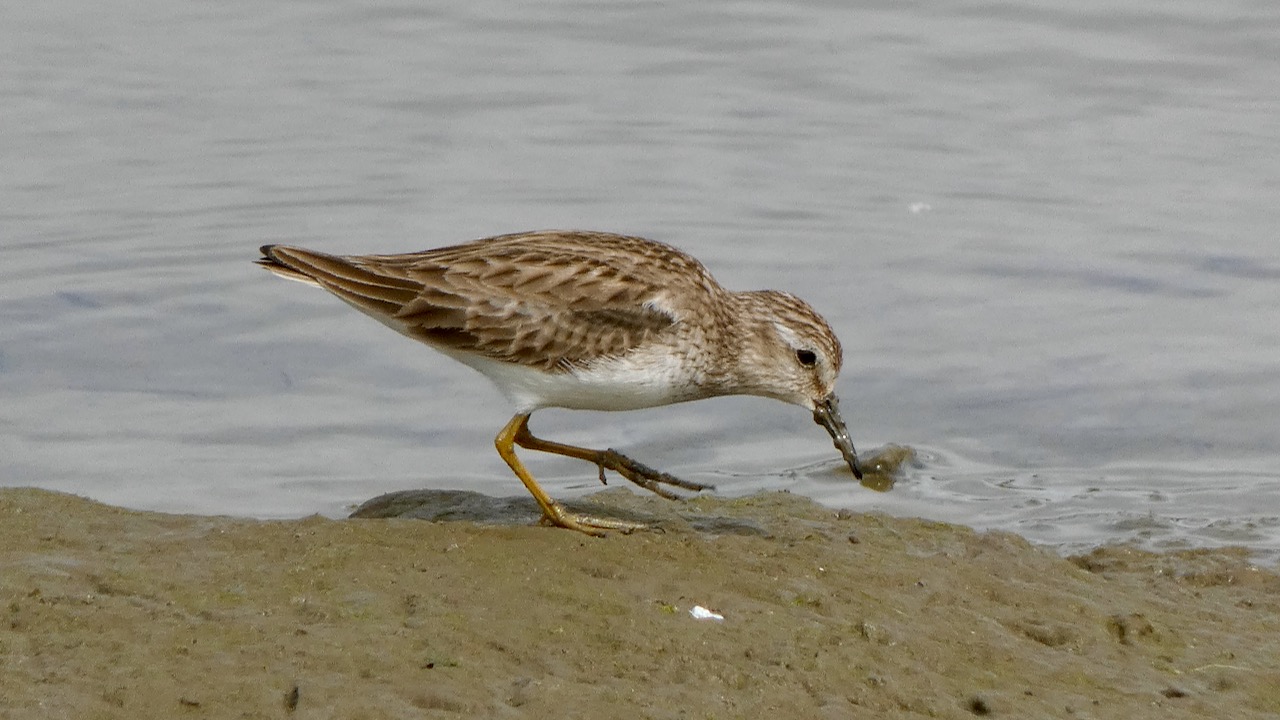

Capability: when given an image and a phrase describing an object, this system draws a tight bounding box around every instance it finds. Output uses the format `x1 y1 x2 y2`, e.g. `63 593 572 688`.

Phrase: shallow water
3 0 1278 560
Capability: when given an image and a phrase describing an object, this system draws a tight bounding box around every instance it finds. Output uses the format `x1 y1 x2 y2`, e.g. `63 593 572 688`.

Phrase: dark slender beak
813 393 863 480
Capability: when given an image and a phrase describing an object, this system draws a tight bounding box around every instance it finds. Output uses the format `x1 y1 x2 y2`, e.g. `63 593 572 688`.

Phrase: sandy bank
2 487 1277 719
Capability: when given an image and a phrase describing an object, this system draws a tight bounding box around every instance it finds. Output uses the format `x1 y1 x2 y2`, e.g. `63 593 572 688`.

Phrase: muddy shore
2 486 1278 719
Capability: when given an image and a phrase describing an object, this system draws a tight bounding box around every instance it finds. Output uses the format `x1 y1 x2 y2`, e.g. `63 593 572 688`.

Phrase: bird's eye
795 349 818 367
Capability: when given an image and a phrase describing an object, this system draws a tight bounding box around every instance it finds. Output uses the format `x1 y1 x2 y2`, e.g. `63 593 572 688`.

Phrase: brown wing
258 231 719 371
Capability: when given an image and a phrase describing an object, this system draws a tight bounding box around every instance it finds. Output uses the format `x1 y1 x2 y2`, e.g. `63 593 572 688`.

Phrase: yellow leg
511 417 713 499
495 414 649 535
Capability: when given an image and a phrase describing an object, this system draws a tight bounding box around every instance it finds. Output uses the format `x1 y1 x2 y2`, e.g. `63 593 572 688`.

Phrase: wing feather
258 232 715 371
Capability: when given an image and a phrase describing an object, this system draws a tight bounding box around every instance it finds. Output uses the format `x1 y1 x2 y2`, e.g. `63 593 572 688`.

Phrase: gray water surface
3 0 1278 560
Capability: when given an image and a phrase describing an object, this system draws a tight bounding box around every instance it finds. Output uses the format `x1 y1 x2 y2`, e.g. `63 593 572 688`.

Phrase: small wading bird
257 230 862 535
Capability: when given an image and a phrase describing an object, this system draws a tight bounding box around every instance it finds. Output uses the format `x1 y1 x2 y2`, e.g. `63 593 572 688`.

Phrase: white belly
439 346 704 413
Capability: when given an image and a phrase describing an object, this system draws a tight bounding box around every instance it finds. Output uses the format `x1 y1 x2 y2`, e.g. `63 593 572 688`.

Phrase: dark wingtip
256 245 290 271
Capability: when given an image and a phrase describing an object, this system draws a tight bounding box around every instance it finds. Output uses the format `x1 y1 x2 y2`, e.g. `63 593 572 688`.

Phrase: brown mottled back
258 231 722 370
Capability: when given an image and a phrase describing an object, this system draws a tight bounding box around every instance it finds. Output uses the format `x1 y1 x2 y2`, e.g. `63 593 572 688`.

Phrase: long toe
601 450 716 496
538 503 650 536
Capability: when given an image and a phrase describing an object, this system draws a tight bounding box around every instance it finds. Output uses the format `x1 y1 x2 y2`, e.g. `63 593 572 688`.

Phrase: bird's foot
538 502 650 536
596 449 715 499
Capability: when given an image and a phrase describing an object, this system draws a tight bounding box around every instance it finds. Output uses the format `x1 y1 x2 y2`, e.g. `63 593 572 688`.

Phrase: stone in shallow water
350 487 771 537
350 488 656 527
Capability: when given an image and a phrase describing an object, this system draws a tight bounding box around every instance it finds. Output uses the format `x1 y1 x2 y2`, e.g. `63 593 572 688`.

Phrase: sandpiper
257 230 862 535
